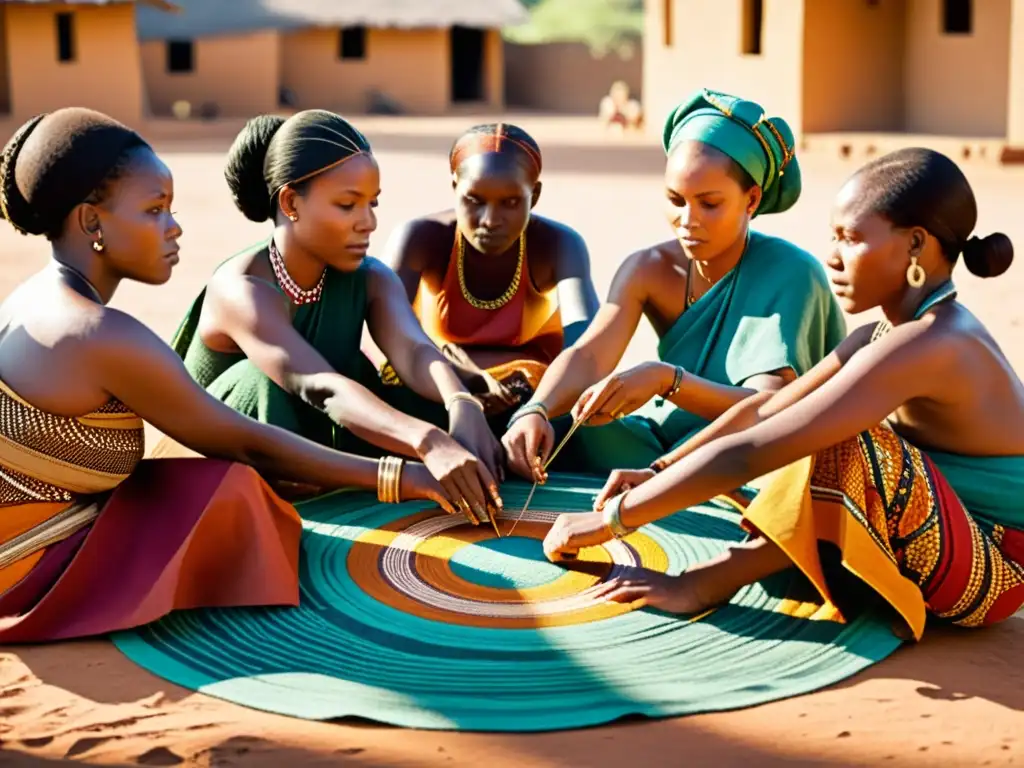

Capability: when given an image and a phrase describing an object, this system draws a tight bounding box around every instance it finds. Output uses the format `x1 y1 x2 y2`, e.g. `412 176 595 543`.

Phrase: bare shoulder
529 215 585 250
363 256 404 291
205 262 285 327
863 304 976 373
383 214 455 270
88 305 175 366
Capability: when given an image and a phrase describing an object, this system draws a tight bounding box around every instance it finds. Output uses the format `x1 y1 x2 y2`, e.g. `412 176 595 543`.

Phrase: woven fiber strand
113 474 902 732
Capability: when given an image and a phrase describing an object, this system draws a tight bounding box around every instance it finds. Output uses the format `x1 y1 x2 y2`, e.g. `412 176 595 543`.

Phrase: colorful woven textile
113 475 901 732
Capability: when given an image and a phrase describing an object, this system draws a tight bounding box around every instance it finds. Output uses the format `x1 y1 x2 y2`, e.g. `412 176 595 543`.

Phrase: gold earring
92 231 104 253
288 213 298 222
906 254 926 288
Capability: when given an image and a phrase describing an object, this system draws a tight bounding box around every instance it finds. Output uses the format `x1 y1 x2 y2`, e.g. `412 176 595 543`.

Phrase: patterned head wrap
662 88 801 216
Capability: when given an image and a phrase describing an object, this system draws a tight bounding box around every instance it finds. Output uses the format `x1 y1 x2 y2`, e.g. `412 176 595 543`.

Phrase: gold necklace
456 231 525 311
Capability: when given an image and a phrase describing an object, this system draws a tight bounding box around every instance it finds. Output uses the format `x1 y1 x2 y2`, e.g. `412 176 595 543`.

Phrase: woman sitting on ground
502 89 846 480
377 123 600 415
0 108 485 643
549 148 1023 641
167 110 502 523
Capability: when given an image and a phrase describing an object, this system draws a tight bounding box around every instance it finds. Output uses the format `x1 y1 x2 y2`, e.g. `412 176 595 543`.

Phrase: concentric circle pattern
113 474 902 732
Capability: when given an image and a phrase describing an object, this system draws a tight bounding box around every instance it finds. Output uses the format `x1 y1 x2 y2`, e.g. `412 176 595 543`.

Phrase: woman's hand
542 511 614 562
400 462 459 515
502 413 554 483
593 468 656 510
571 362 676 426
448 400 505 482
419 427 502 525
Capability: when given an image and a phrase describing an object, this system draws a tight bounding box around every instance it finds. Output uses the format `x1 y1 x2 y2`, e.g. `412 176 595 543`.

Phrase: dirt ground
1 119 1024 766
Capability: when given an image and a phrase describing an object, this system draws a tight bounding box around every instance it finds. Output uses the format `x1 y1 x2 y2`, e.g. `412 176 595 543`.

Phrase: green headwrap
662 88 801 217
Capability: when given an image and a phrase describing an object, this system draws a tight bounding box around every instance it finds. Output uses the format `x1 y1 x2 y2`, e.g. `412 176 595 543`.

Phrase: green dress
173 239 448 454
556 231 847 473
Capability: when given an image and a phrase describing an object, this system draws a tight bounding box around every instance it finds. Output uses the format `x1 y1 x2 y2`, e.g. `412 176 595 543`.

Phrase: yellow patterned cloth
743 424 1024 640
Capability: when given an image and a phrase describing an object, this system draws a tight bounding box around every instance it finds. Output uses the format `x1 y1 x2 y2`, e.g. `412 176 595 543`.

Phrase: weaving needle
505 417 584 536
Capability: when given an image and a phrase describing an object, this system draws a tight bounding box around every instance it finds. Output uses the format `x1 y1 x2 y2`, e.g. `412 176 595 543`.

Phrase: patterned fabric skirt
0 459 302 643
742 425 1024 640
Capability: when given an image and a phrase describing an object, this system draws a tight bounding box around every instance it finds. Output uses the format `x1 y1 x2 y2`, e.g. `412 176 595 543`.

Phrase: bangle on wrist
445 391 484 413
602 492 635 539
377 456 405 503
663 365 684 399
507 401 549 429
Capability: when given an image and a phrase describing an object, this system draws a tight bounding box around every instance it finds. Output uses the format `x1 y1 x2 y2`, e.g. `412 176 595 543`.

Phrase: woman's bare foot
599 536 793 615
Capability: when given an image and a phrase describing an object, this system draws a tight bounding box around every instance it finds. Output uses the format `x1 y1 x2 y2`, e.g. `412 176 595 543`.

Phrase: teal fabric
113 475 901 731
173 239 448 453
663 88 801 217
558 231 847 473
925 450 1024 530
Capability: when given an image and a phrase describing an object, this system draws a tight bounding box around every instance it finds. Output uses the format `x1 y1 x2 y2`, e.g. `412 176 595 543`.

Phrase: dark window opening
943 0 972 34
167 40 194 73
56 13 74 63
339 26 367 60
742 0 763 55
450 26 485 103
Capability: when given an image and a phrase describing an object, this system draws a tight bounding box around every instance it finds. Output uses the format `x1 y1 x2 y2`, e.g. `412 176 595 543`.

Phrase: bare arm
617 321 948 529
364 258 470 407
530 251 651 417
551 227 600 348
207 271 439 459
97 313 382 490
652 324 879 469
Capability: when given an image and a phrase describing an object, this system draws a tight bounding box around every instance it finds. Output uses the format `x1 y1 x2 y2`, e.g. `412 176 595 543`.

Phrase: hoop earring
906 254 926 288
92 231 105 253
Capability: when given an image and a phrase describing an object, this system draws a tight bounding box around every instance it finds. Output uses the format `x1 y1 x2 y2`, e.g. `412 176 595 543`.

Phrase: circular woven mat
113 475 902 732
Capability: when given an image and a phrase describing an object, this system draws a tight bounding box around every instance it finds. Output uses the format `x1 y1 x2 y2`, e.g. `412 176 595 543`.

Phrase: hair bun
224 114 286 222
0 114 48 236
962 232 1013 278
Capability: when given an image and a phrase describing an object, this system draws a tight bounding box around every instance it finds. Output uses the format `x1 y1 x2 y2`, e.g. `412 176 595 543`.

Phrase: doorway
450 26 485 103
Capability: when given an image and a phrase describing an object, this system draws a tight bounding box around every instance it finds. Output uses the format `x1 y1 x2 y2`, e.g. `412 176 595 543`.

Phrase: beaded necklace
268 239 326 306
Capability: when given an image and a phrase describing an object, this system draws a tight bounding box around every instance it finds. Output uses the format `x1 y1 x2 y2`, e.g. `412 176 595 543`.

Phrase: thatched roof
136 0 527 42
8 0 177 9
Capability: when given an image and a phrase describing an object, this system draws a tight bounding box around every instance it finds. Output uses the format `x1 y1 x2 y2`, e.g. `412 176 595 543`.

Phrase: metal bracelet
506 401 549 430
602 493 634 539
445 392 484 412
664 365 685 399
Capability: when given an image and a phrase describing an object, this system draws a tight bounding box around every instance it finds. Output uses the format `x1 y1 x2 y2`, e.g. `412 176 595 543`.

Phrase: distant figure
599 81 643 132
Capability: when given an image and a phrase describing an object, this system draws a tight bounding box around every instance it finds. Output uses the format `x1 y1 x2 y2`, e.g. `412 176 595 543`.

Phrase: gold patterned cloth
743 424 1024 641
0 379 144 591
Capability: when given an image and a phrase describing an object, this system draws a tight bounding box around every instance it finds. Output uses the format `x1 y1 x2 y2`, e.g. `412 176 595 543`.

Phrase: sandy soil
1 121 1024 766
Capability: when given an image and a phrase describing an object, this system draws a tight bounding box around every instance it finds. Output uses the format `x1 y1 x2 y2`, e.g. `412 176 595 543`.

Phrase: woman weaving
378 123 600 415
503 89 846 479
167 110 502 524
551 148 1024 640
0 108 481 643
